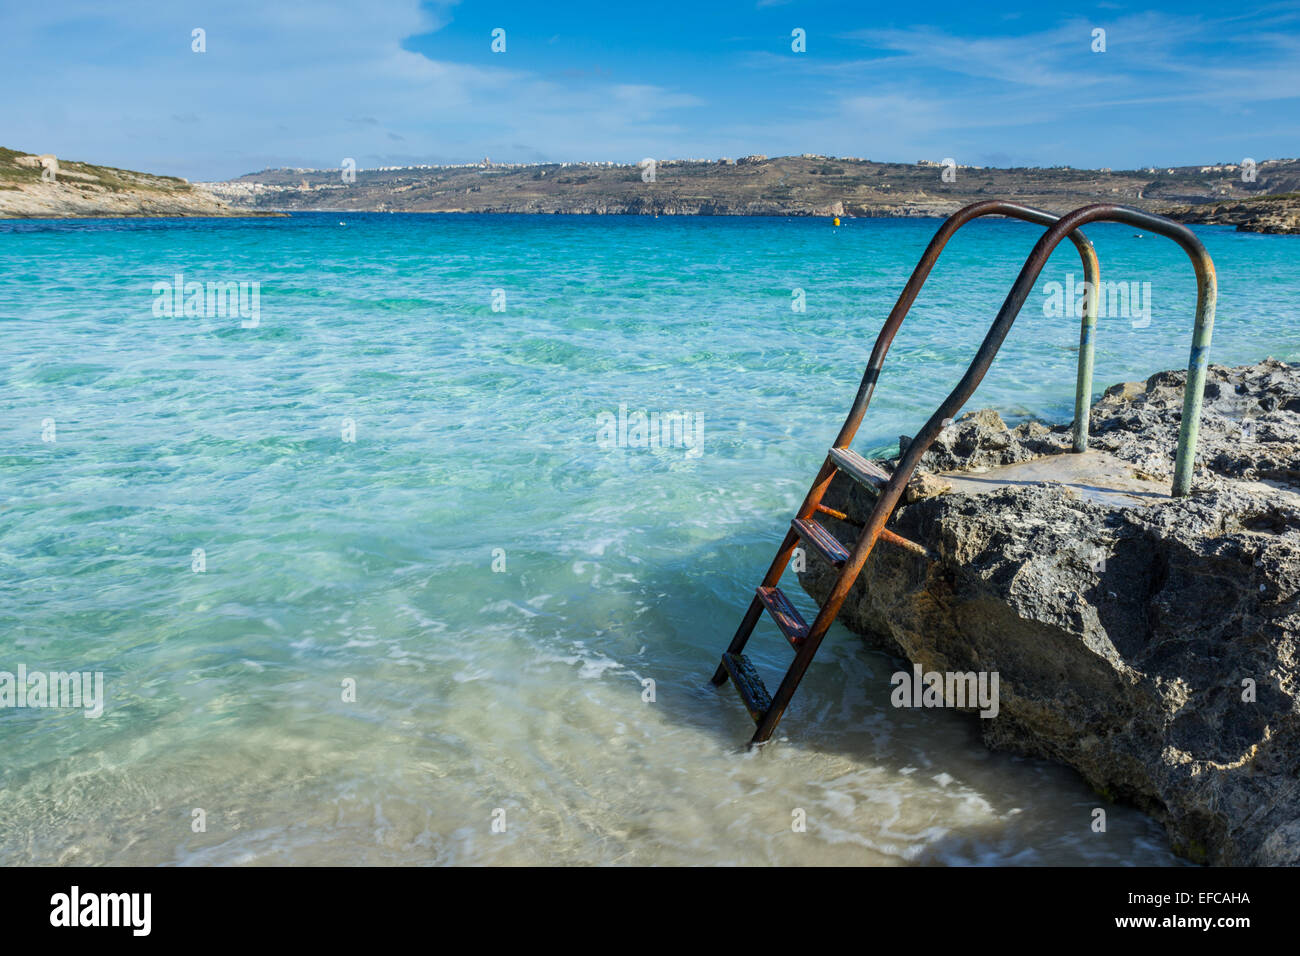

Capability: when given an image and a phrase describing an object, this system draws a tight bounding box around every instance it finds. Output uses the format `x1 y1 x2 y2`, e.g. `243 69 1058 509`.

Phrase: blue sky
2 0 1297 180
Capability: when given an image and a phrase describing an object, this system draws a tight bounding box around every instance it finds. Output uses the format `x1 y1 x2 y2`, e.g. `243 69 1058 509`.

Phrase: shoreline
0 206 1285 231
199 153 1300 233
5 205 1293 234
5 148 1297 231
0 210 288 221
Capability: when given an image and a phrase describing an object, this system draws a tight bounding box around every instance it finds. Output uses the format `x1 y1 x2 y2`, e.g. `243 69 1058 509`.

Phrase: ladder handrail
809 202 1215 652
742 203 1216 745
874 203 1215 514
716 201 1216 746
752 202 1101 601
834 200 1103 455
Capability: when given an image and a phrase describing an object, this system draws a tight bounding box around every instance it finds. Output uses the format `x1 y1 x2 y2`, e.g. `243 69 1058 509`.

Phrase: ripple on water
0 214 1283 865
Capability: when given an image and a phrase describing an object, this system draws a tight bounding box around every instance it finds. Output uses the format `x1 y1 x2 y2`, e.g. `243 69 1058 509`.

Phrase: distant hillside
0 147 272 219
205 154 1300 232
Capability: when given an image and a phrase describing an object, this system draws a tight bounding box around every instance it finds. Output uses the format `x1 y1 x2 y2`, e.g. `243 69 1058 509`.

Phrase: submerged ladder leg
711 455 838 691
710 525 802 686
714 449 924 746
751 607 835 745
709 596 764 686
751 500 886 744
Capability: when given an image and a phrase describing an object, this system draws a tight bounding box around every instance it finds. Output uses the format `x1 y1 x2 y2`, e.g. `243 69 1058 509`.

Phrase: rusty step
719 652 771 723
756 585 809 649
791 517 849 568
828 446 890 491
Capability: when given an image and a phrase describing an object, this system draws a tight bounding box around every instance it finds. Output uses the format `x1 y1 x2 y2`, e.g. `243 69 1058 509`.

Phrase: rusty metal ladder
711 201 1218 746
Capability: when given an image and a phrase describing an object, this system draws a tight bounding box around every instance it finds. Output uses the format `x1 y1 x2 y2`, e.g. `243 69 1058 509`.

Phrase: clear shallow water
1 212 1293 866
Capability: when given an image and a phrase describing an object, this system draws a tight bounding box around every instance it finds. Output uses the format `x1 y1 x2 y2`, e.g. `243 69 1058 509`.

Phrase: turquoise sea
2 213 1295 865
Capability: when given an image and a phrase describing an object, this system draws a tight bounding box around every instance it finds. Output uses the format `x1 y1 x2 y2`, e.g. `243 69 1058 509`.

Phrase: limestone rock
798 359 1300 865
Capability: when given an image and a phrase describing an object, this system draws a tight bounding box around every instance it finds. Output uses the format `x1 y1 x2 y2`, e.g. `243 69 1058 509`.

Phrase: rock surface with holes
798 359 1300 865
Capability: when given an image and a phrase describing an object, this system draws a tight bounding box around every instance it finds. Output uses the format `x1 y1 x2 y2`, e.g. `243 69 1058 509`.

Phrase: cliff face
0 147 267 219
797 361 1300 865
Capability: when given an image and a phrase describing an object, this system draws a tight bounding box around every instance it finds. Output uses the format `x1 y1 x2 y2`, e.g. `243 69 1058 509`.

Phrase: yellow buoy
832 216 841 227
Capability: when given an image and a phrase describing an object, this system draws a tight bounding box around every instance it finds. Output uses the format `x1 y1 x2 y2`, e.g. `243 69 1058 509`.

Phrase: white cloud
0 0 704 179
0 2 1295 176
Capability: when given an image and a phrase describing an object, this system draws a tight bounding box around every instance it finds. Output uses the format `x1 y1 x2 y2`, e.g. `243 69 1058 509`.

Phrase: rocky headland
797 360 1300 865
0 147 275 219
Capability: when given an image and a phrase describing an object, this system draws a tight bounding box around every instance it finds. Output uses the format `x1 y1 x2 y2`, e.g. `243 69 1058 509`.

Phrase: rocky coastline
1165 195 1300 235
797 360 1300 865
209 154 1300 234
7 145 1299 232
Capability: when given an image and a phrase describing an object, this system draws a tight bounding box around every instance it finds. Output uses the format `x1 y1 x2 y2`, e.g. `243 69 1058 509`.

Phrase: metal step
791 517 849 568
756 585 810 649
720 652 772 723
828 446 890 491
